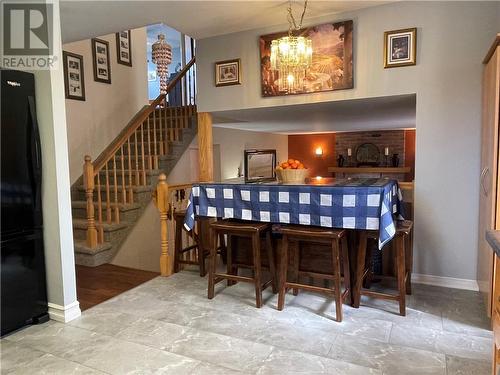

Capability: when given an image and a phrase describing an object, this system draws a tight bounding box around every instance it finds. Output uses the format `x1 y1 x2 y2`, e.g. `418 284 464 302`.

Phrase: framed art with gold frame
215 58 241 87
384 28 417 68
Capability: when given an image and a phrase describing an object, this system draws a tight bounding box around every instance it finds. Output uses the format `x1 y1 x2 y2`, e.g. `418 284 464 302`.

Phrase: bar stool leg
198 246 206 277
265 231 278 294
207 227 218 300
332 238 343 322
226 234 236 286
252 232 263 308
174 217 182 273
395 234 406 316
353 231 367 308
292 241 299 296
341 236 352 306
277 234 289 311
219 233 227 264
405 231 413 295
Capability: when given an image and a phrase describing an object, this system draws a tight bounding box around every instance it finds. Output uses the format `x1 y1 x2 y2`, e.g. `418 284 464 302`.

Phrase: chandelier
152 34 172 95
270 0 312 93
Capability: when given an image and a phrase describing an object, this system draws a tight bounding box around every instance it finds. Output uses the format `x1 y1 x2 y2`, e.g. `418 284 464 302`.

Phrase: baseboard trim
411 273 479 291
47 301 81 323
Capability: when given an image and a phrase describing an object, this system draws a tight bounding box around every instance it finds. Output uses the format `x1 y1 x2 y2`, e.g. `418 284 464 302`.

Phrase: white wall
63 28 148 184
196 2 500 281
113 127 287 271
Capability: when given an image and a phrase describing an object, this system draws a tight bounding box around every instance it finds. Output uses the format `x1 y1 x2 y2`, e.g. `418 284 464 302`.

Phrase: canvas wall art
259 20 353 97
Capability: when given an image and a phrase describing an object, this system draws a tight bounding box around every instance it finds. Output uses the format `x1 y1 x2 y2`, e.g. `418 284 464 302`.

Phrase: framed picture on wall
116 30 132 66
92 38 111 84
215 58 241 87
259 20 353 97
63 51 85 101
384 28 417 68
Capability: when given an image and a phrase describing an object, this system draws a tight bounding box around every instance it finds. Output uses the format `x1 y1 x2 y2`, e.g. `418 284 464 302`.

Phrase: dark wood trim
116 30 133 67
62 51 86 101
92 38 111 84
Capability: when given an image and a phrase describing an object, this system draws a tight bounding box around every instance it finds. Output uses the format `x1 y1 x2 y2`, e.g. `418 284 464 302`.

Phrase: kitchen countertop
486 230 500 257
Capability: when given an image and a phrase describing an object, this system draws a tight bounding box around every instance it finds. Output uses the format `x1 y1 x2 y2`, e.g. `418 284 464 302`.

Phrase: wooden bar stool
173 211 225 277
208 220 277 308
277 225 351 322
353 220 413 316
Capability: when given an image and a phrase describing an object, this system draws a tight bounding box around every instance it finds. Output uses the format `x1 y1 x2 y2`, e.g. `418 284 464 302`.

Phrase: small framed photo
116 30 132 67
384 28 417 68
92 38 111 83
215 58 241 87
63 51 85 101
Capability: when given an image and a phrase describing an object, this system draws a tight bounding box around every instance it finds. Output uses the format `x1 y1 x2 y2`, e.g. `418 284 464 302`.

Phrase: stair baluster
83 156 98 248
153 173 170 276
140 123 147 185
127 139 134 203
112 155 119 223
96 172 104 243
152 107 158 169
120 145 127 205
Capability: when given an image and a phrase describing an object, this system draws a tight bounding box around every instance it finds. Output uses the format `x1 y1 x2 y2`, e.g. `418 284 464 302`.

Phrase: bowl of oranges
276 159 309 184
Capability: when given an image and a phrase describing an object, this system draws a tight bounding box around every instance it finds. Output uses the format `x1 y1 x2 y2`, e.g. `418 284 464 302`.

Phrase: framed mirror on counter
244 149 277 183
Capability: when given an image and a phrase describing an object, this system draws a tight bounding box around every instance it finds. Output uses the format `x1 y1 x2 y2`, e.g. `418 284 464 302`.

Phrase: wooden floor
76 264 159 311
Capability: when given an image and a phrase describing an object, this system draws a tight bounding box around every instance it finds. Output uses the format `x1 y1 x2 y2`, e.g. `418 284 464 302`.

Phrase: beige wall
196 2 500 282
63 28 148 184
112 127 287 271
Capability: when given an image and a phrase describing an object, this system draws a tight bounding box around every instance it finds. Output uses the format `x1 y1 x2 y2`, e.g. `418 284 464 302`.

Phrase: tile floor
0 270 493 374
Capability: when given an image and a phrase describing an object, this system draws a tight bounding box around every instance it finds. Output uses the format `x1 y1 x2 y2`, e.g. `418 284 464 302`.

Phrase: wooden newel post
154 173 171 276
83 155 98 248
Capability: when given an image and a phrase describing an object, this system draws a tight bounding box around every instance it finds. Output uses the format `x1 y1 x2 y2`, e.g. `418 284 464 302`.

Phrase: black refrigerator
1 69 49 336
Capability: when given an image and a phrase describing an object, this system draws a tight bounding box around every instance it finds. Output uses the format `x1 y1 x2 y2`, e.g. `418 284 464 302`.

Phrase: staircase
71 58 197 266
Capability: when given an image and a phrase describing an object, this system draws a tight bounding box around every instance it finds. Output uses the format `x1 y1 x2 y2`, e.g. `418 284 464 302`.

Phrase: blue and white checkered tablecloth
184 179 403 249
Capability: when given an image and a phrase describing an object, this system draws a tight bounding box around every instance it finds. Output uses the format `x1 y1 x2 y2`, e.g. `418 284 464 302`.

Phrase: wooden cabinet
477 34 500 317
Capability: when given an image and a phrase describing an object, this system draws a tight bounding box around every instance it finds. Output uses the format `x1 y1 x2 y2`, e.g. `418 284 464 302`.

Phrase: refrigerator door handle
27 96 42 214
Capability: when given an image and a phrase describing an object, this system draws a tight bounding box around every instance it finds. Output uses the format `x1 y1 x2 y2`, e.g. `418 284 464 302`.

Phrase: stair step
74 240 113 255
96 169 161 176
76 184 153 193
71 200 142 212
72 218 129 232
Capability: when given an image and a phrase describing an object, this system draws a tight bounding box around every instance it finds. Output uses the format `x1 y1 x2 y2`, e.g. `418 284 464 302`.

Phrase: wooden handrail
82 56 197 249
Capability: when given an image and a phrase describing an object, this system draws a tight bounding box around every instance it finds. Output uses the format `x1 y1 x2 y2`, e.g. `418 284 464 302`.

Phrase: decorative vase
391 153 400 167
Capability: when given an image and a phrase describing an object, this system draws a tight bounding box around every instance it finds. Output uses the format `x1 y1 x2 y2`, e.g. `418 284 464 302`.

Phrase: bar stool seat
354 220 414 316
208 220 277 308
277 225 351 322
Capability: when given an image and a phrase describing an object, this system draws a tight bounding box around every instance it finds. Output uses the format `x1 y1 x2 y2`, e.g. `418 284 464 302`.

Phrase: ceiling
60 1 392 43
212 94 416 134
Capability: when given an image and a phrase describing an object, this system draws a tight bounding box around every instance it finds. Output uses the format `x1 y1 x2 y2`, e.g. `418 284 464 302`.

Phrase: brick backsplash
335 130 406 166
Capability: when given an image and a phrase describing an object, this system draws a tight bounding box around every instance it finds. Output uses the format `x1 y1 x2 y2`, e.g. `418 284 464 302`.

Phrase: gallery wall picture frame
63 51 86 101
215 58 241 87
116 30 132 67
92 38 111 84
384 28 417 68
